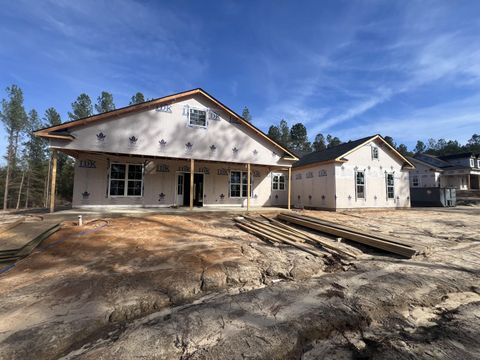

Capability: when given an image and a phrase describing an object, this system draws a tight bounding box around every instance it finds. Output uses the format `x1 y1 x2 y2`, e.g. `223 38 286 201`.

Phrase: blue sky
1 0 479 159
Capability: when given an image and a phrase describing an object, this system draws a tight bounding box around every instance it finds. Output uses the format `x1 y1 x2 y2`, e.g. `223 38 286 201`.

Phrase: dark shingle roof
293 135 375 168
439 152 477 160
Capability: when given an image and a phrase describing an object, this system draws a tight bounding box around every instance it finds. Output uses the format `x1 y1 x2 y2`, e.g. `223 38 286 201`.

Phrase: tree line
264 118 480 158
0 85 147 210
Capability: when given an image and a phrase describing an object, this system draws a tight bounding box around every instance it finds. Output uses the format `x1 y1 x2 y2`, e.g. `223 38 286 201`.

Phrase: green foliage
396 144 410 156
326 135 342 148
383 136 396 148
68 93 93 120
313 133 326 152
279 119 290 147
241 106 252 122
414 140 426 154
129 92 145 105
44 107 62 126
95 91 115 114
267 125 281 143
290 123 311 153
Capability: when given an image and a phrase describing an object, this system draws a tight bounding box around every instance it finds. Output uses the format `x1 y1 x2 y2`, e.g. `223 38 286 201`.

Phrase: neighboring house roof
293 134 415 169
34 88 298 160
413 153 473 170
439 152 478 160
408 156 444 172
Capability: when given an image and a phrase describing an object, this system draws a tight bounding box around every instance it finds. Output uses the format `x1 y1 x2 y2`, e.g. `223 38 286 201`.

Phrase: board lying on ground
234 215 358 259
0 222 61 264
278 212 419 258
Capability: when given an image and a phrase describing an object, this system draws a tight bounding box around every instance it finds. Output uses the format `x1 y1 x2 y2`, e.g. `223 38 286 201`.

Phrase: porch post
49 150 57 213
247 163 251 212
287 167 292 210
467 174 471 190
190 158 194 210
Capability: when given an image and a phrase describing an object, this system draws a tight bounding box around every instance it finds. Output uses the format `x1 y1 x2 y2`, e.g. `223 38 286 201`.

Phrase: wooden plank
49 150 57 213
235 219 325 257
287 167 292 210
0 217 25 235
261 215 358 259
282 212 418 248
278 214 417 258
243 216 306 244
247 163 251 212
0 222 60 253
190 158 194 210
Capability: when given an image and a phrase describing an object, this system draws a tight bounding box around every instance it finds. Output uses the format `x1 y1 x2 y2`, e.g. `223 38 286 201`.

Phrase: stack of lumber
234 215 357 259
277 212 419 258
0 222 61 264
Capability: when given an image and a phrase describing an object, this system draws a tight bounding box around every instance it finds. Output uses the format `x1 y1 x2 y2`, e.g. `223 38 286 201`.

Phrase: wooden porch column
49 150 57 213
287 167 292 210
247 163 251 212
190 158 194 210
467 174 471 190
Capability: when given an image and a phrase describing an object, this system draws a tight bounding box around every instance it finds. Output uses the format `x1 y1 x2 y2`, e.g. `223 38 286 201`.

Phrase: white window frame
272 173 286 191
355 170 365 200
188 108 207 128
371 146 379 160
109 163 144 197
229 170 253 198
477 160 480 168
386 173 395 199
470 158 475 167
412 175 419 187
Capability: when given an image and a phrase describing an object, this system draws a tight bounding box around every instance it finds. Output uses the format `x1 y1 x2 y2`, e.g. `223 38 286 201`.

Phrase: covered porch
47 149 293 212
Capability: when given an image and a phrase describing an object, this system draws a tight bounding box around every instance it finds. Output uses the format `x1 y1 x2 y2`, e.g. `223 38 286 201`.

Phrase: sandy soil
0 207 479 359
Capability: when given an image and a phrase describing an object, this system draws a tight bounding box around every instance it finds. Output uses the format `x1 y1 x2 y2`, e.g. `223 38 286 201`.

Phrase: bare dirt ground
0 207 479 359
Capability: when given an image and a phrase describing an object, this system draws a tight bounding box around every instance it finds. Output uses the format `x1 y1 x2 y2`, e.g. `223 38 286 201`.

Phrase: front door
182 173 204 207
176 174 184 206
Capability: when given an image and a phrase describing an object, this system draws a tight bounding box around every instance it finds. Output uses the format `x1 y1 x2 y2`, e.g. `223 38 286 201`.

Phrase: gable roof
293 134 415 169
34 88 298 160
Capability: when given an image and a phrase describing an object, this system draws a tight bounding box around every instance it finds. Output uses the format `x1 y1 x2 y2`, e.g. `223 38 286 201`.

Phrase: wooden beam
247 163 251 212
49 150 57 213
287 167 292 210
190 158 194 210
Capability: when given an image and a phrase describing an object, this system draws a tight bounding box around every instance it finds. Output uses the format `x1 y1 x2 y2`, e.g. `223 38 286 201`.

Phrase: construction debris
0 222 61 264
234 215 357 259
278 212 419 258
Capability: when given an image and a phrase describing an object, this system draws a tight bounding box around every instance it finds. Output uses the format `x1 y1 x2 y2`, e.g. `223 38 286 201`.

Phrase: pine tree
68 93 93 120
384 136 396 148
326 134 342 148
241 106 252 122
95 91 115 113
44 107 62 126
312 133 326 152
414 140 426 154
279 119 290 147
129 92 145 105
0 85 28 210
290 123 311 153
268 125 281 143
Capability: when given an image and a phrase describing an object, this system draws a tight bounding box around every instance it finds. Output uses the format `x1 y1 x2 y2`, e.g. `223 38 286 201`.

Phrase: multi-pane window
386 173 395 199
272 174 285 190
371 147 379 159
355 171 365 199
177 175 183 195
109 163 143 197
412 175 419 187
189 109 207 127
230 171 252 197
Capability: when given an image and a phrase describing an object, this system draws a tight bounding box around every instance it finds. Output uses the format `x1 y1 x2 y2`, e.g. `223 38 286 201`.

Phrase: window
189 109 207 127
230 171 252 197
470 158 475 167
109 163 143 197
477 160 480 168
371 147 379 159
386 173 395 199
272 173 285 190
412 175 419 187
355 171 365 199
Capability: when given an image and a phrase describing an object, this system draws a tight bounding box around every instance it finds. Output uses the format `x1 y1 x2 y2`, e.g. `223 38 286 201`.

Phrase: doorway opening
177 173 204 207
